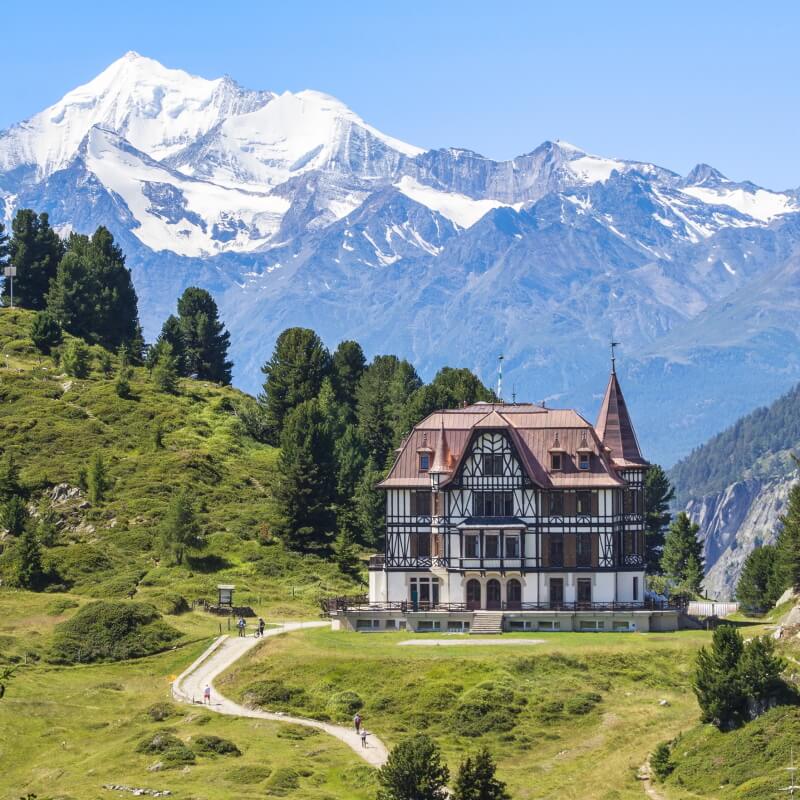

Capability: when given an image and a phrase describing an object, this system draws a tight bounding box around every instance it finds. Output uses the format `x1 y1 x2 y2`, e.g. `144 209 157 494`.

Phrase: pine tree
29 311 62 354
1 495 28 536
272 398 336 551
693 625 745 729
738 635 786 718
0 453 23 503
176 287 232 384
332 528 361 577
776 482 800 592
353 458 385 547
47 228 140 351
644 465 675 573
331 339 366 416
736 544 780 614
7 210 64 310
661 512 704 596
260 327 331 443
157 314 187 375
161 488 201 565
151 341 179 393
61 340 91 378
14 527 45 590
650 742 674 780
452 748 510 800
115 346 133 398
377 735 449 800
87 453 109 505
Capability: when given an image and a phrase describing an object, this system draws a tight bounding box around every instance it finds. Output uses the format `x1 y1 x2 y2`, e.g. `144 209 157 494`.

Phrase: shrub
265 767 300 796
276 724 319 740
451 681 525 736
192 734 241 756
46 598 79 616
326 690 364 719
136 732 195 767
564 692 602 715
225 764 272 784
49 600 180 663
378 735 449 800
151 592 190 615
650 741 674 780
147 702 176 722
62 340 91 378
244 679 306 708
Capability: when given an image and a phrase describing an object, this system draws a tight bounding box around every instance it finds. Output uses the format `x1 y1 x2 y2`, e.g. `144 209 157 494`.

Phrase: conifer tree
776 482 800 592
331 339 366 416
115 345 133 398
661 512 704 596
151 341 179 393
61 340 91 378
14 527 45 590
693 625 744 729
1 495 28 536
353 458 385 547
0 454 22 503
7 210 64 310
30 311 62 354
736 544 780 614
87 453 109 505
157 314 187 375
650 742 674 780
644 465 675 573
452 748 510 800
261 327 331 443
161 488 201 565
176 287 232 384
272 398 336 551
377 735 449 800
332 528 361 577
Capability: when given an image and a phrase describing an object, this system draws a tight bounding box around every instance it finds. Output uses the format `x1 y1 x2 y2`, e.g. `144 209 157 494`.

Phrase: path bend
172 621 389 768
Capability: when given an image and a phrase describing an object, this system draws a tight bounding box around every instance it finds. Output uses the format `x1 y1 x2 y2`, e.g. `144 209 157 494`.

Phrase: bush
147 702 176 722
244 679 306 708
225 764 272 784
378 735 449 800
46 598 79 616
136 732 195 767
49 600 180 663
564 692 602 715
650 741 674 780
265 767 300 796
451 681 525 736
151 592 190 615
62 340 91 378
192 734 241 756
326 690 364 719
276 724 319 740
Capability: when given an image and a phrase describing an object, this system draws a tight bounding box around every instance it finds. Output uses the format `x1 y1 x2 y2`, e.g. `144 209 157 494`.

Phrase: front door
549 578 564 609
466 579 481 610
577 578 592 609
487 579 502 610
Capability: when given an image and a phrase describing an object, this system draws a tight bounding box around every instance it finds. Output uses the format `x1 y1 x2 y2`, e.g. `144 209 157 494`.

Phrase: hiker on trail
360 729 369 749
354 713 362 733
203 685 211 704
257 618 266 637
237 617 246 637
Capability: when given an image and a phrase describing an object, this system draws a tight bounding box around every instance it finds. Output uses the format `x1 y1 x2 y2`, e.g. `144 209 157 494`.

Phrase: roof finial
610 340 620 374
497 354 504 402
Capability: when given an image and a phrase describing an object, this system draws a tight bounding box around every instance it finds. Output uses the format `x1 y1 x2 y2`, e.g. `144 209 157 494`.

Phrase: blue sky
2 1 798 188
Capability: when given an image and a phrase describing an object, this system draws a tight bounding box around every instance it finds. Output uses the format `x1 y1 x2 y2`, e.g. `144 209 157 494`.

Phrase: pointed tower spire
430 417 452 474
595 366 647 466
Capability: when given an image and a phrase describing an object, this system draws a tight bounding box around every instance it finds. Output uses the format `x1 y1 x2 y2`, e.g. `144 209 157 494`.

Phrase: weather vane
610 340 620 374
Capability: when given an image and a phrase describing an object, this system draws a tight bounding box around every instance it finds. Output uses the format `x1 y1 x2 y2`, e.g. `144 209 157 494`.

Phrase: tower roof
430 419 453 473
595 371 648 467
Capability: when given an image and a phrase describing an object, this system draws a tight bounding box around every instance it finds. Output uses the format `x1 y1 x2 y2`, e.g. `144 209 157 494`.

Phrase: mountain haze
3 52 800 464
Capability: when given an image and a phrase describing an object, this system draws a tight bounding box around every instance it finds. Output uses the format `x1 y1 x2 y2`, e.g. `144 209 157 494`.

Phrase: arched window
487 579 502 610
466 579 482 610
506 579 522 610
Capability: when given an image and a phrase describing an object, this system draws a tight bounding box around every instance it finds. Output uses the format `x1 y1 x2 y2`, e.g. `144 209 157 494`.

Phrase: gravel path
172 621 389 768
399 637 545 646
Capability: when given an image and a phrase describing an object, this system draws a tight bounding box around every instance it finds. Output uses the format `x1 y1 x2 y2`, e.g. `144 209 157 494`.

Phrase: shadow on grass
187 554 232 573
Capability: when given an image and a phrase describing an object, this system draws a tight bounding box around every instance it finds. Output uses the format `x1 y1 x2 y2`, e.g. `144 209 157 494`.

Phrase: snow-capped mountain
3 52 800 464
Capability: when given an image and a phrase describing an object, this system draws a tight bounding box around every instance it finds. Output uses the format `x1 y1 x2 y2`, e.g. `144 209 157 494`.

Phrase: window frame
504 534 520 558
578 453 590 471
551 453 562 471
410 490 432 516
418 453 430 472
482 453 504 477
576 491 593 516
549 493 564 516
484 533 500 559
464 534 479 558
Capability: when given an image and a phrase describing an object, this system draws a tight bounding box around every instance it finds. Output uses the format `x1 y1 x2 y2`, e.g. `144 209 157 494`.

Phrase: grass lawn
220 626 714 800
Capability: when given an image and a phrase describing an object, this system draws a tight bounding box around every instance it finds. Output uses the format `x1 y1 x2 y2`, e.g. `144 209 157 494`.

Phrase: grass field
220 626 715 800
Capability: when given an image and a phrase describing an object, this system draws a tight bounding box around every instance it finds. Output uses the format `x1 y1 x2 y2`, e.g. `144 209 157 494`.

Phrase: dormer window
579 453 590 470
419 453 430 471
551 453 562 471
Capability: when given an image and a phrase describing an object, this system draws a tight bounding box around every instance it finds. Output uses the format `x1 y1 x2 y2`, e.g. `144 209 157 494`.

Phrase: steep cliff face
687 474 796 599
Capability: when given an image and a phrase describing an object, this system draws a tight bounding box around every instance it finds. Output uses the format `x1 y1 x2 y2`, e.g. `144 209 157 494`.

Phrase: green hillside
0 307 360 615
669 382 800 504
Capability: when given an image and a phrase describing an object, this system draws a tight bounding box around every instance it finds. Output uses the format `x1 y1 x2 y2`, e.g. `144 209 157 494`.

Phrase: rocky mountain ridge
3 52 800 464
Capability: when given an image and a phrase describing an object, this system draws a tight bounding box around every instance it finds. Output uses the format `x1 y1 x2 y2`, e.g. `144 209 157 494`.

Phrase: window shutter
591 492 599 517
564 493 576 516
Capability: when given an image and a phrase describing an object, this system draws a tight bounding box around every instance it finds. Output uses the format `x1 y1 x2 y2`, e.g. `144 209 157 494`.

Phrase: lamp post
3 266 15 308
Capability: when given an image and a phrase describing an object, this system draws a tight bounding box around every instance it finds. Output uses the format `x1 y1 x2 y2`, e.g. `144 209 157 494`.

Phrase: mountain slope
4 52 800 464
670 382 800 599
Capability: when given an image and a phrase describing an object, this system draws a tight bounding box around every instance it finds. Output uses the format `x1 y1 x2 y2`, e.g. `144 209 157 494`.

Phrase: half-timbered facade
332 368 678 633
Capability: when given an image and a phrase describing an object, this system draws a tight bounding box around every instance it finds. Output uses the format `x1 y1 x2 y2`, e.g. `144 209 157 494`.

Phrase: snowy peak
685 163 728 187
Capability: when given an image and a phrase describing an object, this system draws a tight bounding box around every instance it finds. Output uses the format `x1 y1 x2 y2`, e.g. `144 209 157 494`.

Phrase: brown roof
379 401 629 490
595 371 648 468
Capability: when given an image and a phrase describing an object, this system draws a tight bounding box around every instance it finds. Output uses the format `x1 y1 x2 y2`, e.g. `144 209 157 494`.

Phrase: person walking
203 685 211 705
258 617 266 637
360 729 368 749
353 713 362 734
237 617 246 637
